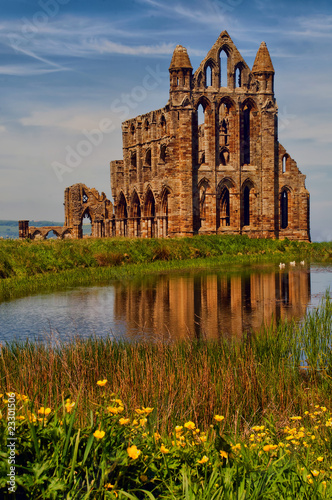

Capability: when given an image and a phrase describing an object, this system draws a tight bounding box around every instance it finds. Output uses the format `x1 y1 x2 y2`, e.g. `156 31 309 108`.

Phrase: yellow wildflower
97 379 107 386
263 444 278 452
38 407 51 416
104 483 115 490
65 401 75 413
184 421 195 430
119 418 130 425
93 430 105 439
127 445 141 460
154 432 161 440
220 450 228 459
214 415 224 422
107 406 119 415
311 470 319 477
160 444 169 454
197 455 209 464
175 425 183 433
317 456 324 462
290 416 302 421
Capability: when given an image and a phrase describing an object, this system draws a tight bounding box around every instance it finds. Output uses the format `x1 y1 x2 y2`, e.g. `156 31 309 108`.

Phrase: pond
0 263 331 343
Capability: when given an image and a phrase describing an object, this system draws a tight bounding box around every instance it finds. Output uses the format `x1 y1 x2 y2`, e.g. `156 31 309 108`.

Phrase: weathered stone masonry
111 30 310 241
20 30 310 241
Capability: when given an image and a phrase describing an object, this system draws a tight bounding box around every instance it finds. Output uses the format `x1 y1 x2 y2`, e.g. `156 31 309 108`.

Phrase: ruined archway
144 188 156 238
118 192 128 236
131 191 141 237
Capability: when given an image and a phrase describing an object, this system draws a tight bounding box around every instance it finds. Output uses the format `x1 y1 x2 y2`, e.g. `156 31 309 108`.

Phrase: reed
1 294 331 435
1 296 332 498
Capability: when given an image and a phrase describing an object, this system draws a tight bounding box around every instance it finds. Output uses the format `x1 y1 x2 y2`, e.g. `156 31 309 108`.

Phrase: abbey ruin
19 30 310 241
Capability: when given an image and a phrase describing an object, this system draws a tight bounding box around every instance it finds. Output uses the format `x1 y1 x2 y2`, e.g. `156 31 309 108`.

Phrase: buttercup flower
220 450 228 459
127 445 141 460
38 407 51 416
160 444 169 454
93 430 105 439
97 379 107 386
119 417 130 425
184 421 195 430
197 455 209 464
214 415 224 422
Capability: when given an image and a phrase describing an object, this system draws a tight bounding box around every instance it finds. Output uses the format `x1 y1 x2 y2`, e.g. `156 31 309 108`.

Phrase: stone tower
110 30 310 241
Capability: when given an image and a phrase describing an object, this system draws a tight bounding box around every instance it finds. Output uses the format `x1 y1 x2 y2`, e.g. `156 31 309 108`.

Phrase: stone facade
19 30 310 241
111 30 310 240
19 184 113 240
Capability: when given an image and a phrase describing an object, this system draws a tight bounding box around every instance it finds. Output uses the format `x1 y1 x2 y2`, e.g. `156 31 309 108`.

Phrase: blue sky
0 0 331 241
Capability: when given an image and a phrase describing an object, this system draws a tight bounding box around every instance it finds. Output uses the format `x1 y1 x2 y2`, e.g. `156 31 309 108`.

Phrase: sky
0 0 331 241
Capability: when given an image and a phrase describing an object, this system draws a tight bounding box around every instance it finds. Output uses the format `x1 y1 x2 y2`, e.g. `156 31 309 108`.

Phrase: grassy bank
0 235 332 301
1 295 332 497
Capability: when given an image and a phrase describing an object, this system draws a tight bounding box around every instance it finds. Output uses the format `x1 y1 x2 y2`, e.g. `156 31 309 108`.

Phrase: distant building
20 30 310 241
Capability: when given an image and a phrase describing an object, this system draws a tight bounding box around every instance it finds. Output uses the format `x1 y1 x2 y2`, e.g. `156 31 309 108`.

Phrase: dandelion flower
127 445 141 460
97 379 107 386
93 430 105 439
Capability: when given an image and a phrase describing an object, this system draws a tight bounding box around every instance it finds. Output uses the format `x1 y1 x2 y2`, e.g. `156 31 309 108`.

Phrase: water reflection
0 265 324 343
113 268 311 340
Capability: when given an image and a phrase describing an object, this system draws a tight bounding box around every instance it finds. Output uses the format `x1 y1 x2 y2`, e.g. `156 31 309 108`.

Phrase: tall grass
1 293 331 435
0 235 331 301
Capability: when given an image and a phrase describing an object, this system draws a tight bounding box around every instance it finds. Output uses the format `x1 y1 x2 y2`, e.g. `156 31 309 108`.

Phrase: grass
0 235 332 302
1 294 332 497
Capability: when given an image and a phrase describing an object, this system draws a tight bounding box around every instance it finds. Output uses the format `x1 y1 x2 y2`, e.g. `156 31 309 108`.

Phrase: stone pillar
18 220 30 239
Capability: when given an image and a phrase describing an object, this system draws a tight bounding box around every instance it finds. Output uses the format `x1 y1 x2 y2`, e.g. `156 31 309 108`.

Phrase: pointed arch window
145 190 156 238
205 64 213 88
160 144 167 163
220 187 230 226
281 189 288 229
160 115 166 134
197 103 206 165
235 66 242 88
118 193 128 237
219 49 228 87
219 147 230 166
132 192 141 237
243 185 250 226
145 149 151 167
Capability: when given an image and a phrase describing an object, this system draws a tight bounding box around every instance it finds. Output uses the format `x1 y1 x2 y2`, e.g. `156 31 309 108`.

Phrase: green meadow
1 235 332 498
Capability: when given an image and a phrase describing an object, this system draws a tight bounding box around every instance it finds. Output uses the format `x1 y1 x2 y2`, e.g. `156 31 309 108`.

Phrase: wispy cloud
0 63 66 75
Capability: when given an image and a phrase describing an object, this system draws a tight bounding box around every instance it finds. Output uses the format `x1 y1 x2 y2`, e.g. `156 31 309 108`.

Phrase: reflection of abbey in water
113 269 311 339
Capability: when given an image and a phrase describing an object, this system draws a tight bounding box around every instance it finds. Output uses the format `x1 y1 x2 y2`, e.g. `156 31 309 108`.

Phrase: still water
0 264 331 343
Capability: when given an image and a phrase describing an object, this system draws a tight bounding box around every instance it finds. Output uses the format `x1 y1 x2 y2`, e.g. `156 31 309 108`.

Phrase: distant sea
0 221 64 239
